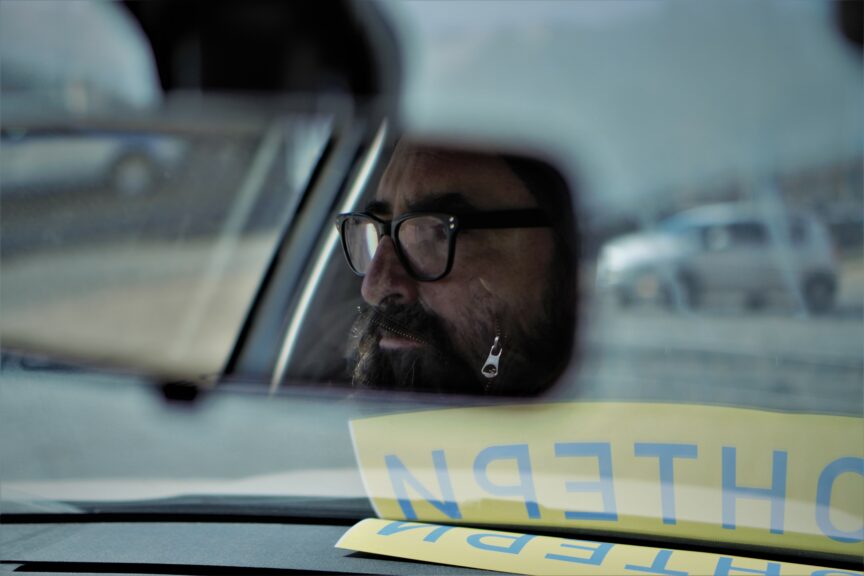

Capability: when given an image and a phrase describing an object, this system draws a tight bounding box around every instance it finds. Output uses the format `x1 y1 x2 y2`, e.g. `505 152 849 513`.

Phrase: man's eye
401 218 446 241
428 224 447 241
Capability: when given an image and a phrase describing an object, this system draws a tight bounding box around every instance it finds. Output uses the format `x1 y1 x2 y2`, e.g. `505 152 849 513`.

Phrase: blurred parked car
1 129 187 196
596 202 839 313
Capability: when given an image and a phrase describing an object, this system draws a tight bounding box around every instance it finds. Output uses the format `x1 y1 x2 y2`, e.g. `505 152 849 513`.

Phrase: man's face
349 143 560 394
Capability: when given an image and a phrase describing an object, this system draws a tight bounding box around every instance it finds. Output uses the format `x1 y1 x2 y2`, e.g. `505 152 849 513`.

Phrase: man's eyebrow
365 199 391 214
365 192 478 216
406 192 477 214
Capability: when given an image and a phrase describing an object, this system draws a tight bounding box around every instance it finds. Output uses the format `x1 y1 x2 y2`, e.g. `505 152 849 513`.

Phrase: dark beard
346 262 574 396
347 302 486 394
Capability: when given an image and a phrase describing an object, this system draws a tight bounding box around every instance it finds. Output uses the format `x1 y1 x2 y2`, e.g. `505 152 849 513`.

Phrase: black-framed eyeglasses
335 209 550 281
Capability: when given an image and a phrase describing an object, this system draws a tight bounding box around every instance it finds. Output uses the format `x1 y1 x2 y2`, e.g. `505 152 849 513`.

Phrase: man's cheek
443 305 497 371
422 280 499 355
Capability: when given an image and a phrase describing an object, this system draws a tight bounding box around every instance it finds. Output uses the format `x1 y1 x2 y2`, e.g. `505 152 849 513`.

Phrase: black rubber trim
1 496 375 526
2 513 861 572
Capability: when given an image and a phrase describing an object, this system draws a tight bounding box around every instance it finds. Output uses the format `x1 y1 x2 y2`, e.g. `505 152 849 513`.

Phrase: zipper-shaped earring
481 319 502 379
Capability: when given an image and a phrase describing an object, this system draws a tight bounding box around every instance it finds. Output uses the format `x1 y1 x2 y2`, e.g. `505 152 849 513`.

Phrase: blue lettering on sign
555 442 618 521
714 557 780 576
634 443 698 525
625 549 689 575
473 444 540 519
815 457 864 543
545 540 614 565
385 450 462 520
721 447 787 534
376 521 454 542
809 570 864 575
465 532 535 555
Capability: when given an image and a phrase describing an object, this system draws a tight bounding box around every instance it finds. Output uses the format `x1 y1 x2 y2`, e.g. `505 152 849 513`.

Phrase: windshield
1 0 862 572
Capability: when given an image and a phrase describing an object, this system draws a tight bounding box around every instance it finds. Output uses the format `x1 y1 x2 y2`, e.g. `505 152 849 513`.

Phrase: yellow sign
337 518 863 575
348 403 863 557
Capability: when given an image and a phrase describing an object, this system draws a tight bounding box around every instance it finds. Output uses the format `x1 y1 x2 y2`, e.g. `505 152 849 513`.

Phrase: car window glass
790 217 808 244
728 222 768 246
1 112 332 378
703 225 732 251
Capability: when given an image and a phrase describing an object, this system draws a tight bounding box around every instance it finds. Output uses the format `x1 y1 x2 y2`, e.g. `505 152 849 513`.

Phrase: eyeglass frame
334 208 551 281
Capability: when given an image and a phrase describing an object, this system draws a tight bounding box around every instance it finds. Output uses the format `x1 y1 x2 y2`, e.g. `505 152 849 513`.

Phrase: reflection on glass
291 141 579 396
1 115 332 377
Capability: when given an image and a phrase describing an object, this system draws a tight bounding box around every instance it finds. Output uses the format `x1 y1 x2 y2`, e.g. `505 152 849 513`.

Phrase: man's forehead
371 144 535 214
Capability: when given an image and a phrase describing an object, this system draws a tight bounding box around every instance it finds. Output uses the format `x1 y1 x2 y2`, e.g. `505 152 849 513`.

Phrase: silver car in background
596 202 838 313
1 129 187 197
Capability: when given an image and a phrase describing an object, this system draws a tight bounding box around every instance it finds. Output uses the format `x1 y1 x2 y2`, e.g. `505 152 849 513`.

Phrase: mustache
351 301 447 352
348 302 450 391
347 300 494 393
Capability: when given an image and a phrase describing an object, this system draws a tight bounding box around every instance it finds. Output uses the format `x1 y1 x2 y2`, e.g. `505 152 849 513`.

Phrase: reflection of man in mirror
336 141 578 395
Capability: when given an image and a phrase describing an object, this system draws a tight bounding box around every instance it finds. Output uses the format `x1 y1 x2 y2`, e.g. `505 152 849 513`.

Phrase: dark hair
503 154 580 392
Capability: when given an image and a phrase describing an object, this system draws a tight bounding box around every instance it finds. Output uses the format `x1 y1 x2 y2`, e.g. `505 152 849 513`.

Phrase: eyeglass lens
344 216 380 274
397 215 449 278
343 215 450 279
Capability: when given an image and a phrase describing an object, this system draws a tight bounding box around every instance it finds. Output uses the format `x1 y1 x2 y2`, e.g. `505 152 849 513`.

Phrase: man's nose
361 236 419 306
